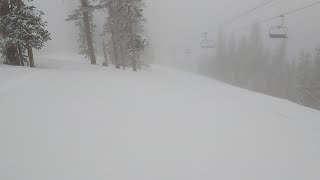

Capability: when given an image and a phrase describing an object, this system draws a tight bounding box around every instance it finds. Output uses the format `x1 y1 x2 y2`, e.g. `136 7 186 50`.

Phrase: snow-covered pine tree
100 0 147 71
66 0 96 64
248 24 264 90
269 40 288 97
215 29 227 81
295 51 314 107
236 36 249 86
227 33 237 85
0 0 51 67
66 3 96 60
0 0 20 65
309 48 320 109
122 0 147 71
100 0 122 69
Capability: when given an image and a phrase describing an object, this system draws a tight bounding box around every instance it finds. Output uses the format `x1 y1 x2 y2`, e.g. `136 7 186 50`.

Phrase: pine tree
296 51 314 107
122 0 146 71
66 3 96 60
269 40 287 97
103 0 122 69
309 48 320 109
67 0 96 64
248 23 264 90
236 36 250 88
227 33 236 84
0 0 51 67
100 0 147 71
0 0 20 65
215 29 226 80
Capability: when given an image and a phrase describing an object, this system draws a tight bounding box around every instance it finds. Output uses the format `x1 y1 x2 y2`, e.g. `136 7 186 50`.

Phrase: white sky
33 0 320 59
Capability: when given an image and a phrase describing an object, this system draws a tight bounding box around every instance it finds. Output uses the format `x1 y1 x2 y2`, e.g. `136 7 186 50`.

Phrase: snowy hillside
0 54 320 180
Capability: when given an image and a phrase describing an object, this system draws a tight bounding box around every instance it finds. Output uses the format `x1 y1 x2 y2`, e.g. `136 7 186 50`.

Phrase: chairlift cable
231 0 275 22
257 1 320 25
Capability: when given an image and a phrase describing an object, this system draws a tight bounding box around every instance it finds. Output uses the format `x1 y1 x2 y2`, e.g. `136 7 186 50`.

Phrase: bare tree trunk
111 30 120 69
0 0 6 64
27 45 35 67
102 39 108 67
109 1 120 69
18 43 24 66
131 39 137 72
81 0 96 65
128 4 137 72
16 0 25 67
6 45 20 65
120 41 125 70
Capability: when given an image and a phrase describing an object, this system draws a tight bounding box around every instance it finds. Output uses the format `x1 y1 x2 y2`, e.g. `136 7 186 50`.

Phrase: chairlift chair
269 15 288 39
200 32 215 49
185 49 192 55
200 39 215 49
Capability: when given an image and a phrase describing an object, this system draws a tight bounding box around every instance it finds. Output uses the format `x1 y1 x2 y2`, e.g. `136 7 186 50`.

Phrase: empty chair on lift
269 15 288 39
269 26 288 38
200 39 215 49
200 32 215 49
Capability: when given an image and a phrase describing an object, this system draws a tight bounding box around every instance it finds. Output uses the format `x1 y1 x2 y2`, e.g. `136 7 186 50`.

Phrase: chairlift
269 15 288 39
201 32 215 49
185 49 192 55
201 40 215 48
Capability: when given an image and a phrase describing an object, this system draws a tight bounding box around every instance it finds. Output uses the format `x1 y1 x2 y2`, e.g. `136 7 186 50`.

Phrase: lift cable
257 1 320 25
232 0 275 22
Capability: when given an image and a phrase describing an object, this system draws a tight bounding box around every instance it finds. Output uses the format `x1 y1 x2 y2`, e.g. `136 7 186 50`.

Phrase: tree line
0 0 148 71
66 0 148 71
199 25 320 110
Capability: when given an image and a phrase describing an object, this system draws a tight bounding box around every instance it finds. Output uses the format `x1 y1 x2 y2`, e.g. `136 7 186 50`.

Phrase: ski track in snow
0 53 320 180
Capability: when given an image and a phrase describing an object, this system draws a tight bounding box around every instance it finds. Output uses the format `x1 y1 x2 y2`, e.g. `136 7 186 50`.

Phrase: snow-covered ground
0 53 320 180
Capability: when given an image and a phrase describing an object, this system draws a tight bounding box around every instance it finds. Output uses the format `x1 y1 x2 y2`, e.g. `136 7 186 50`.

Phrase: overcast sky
33 0 320 60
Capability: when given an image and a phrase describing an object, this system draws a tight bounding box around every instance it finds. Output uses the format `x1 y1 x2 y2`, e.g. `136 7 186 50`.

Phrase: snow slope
0 53 320 180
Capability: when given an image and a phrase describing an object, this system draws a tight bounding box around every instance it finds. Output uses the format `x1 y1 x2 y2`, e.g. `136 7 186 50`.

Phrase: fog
12 0 320 107
146 0 320 57
33 0 320 60
1 1 320 180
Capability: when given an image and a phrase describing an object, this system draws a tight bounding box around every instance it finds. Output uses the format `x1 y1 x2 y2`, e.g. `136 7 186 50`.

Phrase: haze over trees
199 24 320 110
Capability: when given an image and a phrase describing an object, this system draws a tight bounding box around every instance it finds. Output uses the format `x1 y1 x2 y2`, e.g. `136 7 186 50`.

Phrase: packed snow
0 54 319 180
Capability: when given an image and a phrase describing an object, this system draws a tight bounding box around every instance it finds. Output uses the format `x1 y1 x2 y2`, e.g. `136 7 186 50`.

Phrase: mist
32 0 320 59
1 1 320 180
